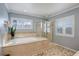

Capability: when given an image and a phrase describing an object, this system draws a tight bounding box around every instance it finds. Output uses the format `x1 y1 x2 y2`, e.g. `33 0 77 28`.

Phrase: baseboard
51 42 77 52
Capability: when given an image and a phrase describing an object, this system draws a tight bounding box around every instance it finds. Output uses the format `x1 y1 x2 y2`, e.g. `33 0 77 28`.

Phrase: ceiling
5 3 79 18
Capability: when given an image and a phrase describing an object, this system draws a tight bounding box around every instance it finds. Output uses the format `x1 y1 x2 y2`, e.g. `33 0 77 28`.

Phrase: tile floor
34 43 76 56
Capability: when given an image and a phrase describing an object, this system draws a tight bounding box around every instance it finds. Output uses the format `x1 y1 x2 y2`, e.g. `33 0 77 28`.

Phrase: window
56 18 64 35
11 17 33 31
44 21 50 32
55 15 75 37
47 22 50 32
44 22 47 32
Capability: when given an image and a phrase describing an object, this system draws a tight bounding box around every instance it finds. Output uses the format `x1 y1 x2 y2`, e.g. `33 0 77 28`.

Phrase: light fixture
24 10 27 12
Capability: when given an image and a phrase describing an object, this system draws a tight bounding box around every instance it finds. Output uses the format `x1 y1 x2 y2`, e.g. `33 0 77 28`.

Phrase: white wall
0 3 8 56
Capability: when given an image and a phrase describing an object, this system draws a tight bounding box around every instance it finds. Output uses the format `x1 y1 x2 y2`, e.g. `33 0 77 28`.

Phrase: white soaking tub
3 37 47 47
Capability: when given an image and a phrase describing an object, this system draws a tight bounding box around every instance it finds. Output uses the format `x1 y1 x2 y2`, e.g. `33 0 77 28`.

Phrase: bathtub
3 37 47 47
2 37 49 56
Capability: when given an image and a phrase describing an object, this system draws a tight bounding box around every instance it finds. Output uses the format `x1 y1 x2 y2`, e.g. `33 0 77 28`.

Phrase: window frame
55 15 75 37
10 17 33 30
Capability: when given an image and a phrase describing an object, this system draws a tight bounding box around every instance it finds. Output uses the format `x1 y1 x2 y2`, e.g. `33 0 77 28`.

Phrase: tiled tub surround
7 32 37 41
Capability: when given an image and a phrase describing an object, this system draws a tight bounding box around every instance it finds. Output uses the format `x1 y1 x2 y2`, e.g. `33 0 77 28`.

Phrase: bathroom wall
49 7 79 51
0 3 8 55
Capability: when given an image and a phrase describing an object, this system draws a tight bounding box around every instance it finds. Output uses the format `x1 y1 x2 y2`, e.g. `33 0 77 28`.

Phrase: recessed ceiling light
24 10 27 12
